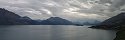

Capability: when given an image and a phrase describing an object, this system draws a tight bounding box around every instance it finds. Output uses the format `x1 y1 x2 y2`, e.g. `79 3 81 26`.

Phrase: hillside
90 12 125 29
0 8 32 25
89 12 125 40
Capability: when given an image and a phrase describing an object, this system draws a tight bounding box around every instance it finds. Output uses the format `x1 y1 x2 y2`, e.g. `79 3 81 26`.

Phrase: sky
0 0 125 22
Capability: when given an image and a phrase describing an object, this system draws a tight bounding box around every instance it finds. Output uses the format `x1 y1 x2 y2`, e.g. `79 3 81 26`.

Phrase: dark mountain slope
101 13 125 26
0 8 37 25
90 12 125 29
89 12 125 40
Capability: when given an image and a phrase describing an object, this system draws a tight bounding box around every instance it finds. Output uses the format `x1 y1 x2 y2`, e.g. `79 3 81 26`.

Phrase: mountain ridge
89 12 125 40
90 12 125 29
0 8 74 25
41 17 74 25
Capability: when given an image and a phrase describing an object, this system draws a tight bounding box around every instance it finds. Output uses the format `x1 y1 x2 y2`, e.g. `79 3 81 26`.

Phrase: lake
0 25 116 40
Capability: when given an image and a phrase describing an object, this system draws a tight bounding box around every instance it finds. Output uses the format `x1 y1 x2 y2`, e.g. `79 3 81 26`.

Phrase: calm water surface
0 25 116 40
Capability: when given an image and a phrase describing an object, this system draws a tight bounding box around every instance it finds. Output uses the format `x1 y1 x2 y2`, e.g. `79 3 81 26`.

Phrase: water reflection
0 25 116 40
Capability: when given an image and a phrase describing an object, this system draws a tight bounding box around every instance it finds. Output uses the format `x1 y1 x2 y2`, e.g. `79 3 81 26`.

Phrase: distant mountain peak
50 17 60 18
41 17 73 25
0 8 6 11
49 17 62 19
47 17 66 21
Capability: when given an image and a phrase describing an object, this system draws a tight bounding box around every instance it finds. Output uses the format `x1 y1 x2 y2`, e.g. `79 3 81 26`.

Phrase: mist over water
0 25 116 40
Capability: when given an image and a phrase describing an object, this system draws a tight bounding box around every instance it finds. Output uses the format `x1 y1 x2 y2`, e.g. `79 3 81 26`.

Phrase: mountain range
0 8 74 25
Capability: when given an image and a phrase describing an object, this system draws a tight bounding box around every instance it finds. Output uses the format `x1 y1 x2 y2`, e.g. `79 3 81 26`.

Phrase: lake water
0 25 116 40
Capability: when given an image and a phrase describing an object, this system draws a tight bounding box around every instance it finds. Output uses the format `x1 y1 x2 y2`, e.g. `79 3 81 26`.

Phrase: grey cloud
110 0 125 12
0 0 124 22
99 0 112 4
92 0 125 12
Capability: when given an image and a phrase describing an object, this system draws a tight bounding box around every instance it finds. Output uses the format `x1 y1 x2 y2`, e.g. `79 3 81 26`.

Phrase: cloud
109 0 125 12
0 0 124 22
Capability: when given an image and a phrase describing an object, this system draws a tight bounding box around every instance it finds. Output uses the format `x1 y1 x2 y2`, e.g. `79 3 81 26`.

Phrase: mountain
0 8 74 25
90 12 125 29
0 8 38 25
114 25 125 40
89 12 125 40
41 17 74 25
100 12 125 26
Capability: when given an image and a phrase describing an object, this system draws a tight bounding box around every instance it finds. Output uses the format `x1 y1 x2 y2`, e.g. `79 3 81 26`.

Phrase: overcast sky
0 0 125 22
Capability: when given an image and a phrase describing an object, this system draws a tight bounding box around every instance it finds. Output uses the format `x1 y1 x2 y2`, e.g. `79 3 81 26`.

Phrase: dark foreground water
0 25 116 40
